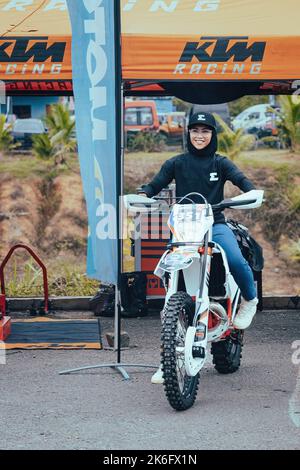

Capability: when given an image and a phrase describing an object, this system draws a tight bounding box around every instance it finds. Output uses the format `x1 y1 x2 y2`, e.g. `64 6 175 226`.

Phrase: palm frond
277 96 300 151
0 114 17 153
214 113 255 160
34 104 76 166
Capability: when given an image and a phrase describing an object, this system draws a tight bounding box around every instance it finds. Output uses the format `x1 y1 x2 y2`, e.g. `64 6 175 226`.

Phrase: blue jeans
212 223 257 301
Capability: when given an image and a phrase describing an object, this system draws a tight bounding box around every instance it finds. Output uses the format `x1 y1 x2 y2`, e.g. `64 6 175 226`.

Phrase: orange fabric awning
0 0 72 92
121 0 300 81
0 0 300 95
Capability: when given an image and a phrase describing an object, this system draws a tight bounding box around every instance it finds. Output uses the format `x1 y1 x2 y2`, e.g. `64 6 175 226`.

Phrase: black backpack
227 219 264 272
120 272 148 317
89 272 148 318
89 283 115 317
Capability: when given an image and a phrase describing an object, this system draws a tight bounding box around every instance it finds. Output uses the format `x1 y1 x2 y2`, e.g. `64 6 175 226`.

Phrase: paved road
1 310 300 450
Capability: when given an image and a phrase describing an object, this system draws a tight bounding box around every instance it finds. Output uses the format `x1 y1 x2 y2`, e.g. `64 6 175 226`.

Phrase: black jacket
142 152 255 224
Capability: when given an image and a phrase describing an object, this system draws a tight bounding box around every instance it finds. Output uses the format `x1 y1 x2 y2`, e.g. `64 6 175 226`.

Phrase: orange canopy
0 0 300 97
122 0 300 81
0 0 72 93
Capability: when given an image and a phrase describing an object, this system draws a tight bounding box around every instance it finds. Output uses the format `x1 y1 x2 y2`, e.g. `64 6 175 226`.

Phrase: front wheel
161 291 200 411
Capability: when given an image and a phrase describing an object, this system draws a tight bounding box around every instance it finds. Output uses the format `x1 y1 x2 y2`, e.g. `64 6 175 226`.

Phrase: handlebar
129 191 262 212
151 197 258 211
212 198 257 211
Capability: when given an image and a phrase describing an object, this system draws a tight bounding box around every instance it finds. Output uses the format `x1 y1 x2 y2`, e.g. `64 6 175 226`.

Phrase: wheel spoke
175 309 189 391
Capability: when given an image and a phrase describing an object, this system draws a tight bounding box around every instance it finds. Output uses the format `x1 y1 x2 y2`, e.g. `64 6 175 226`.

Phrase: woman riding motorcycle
140 111 260 384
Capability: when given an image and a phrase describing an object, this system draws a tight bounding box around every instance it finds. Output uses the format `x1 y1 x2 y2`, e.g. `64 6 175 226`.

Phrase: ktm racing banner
0 0 72 90
67 0 118 284
121 0 300 81
1 0 300 90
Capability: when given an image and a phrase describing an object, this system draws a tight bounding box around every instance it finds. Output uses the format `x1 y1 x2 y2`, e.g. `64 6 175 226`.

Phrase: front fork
184 299 210 376
185 237 213 377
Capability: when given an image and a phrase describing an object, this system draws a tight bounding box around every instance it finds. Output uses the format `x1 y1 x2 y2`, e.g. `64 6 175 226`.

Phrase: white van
232 104 279 138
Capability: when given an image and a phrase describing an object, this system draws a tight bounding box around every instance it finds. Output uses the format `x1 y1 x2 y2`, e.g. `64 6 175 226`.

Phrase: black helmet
188 112 217 131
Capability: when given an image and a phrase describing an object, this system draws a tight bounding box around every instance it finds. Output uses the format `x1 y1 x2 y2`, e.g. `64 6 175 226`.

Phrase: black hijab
187 126 218 157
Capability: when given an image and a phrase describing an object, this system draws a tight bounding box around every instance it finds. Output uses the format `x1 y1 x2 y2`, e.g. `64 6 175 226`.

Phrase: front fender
155 250 195 276
154 251 170 279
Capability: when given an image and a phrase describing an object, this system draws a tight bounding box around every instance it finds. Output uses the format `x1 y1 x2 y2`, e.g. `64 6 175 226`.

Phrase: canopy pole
60 0 157 380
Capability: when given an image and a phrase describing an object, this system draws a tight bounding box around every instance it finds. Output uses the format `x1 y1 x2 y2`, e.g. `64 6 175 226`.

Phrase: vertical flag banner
67 0 118 284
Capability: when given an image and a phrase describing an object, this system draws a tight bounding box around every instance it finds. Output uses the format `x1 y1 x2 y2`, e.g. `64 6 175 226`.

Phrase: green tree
31 104 77 249
276 96 300 152
0 114 18 156
32 134 56 161
32 104 77 166
172 98 192 114
214 114 254 160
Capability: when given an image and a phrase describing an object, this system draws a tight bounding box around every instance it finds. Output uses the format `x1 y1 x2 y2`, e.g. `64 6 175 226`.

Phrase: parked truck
158 111 186 145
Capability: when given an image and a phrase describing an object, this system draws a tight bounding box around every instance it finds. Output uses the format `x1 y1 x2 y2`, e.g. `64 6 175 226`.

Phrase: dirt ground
248 225 298 295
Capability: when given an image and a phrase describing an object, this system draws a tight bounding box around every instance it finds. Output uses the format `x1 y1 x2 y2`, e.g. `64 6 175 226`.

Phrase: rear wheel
161 291 200 411
211 329 244 374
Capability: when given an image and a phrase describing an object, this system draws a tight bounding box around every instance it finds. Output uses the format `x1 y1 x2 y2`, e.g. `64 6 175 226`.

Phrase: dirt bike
124 189 264 411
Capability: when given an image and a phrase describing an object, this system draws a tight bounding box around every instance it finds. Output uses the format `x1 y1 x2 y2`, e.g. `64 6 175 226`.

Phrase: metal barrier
0 244 49 317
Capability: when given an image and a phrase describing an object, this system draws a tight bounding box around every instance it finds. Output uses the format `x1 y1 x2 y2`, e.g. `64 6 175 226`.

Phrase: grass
236 148 300 172
4 258 99 298
0 152 79 179
2 147 298 183
4 246 134 297
125 150 175 164
124 147 300 194
0 154 47 179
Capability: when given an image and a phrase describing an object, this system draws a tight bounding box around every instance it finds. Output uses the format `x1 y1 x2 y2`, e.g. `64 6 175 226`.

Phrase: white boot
233 297 258 330
151 364 164 384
